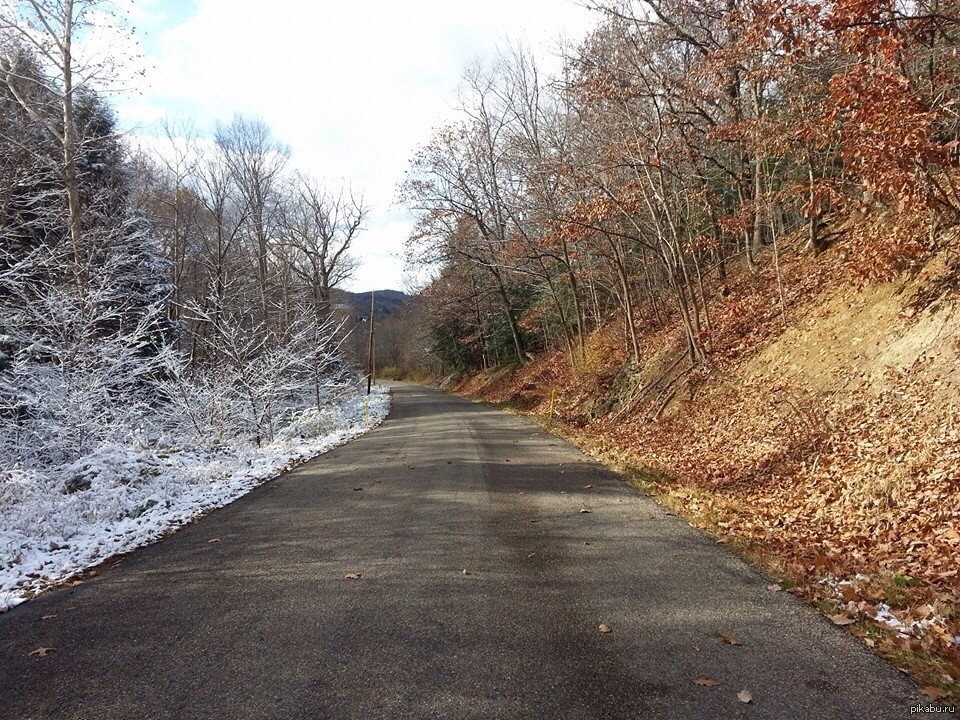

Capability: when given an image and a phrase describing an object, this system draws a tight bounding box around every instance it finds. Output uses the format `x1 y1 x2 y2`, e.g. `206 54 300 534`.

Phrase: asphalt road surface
1 384 920 719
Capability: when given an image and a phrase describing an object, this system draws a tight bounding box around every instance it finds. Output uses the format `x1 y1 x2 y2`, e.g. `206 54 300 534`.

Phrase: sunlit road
0 384 919 719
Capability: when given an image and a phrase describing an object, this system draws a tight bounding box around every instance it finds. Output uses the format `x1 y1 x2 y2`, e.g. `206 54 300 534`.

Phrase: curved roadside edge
0 386 392 613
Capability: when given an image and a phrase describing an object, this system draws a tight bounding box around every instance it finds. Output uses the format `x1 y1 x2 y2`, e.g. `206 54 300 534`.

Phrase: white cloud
116 0 597 291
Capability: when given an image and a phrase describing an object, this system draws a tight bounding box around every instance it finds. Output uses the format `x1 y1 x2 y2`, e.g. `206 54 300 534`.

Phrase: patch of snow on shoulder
0 385 391 612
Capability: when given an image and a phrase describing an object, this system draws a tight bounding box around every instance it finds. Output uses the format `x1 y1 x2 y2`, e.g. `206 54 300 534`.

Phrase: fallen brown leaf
694 677 719 687
579 508 592 514
40 614 57 620
737 690 752 703
29 647 53 657
829 614 857 626
766 583 782 592
715 632 742 646
922 686 949 700
840 585 860 602
598 623 612 634
344 573 362 580
207 538 220 543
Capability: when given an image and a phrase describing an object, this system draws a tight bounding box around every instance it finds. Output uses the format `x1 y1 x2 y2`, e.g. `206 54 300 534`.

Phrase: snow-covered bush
0 215 386 613
0 36 387 612
160 301 358 448
0 225 173 466
0 386 390 612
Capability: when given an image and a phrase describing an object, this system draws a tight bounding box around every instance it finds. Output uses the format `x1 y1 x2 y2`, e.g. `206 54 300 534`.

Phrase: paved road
1 384 919 719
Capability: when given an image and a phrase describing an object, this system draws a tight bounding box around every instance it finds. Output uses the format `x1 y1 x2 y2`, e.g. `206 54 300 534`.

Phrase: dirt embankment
455 237 960 697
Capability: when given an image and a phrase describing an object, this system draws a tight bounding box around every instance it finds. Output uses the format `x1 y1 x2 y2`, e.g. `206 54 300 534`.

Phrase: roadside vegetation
0 1 385 608
400 0 960 698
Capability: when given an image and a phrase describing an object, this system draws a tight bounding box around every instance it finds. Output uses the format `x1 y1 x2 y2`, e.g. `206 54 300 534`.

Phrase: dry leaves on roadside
829 614 857 626
455 231 960 691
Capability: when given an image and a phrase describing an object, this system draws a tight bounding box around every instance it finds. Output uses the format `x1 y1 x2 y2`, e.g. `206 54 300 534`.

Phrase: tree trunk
560 239 586 361
491 268 525 363
61 0 84 285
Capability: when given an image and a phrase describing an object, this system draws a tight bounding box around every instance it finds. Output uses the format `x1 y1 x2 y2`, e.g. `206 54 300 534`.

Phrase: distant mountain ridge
333 289 409 319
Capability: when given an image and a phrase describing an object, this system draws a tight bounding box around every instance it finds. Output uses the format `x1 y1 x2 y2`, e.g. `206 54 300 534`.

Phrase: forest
404 0 958 373
0 0 388 610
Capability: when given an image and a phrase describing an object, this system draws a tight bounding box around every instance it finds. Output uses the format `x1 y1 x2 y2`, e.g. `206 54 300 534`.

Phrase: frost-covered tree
214 115 290 331
280 174 367 321
164 291 353 448
0 34 172 468
0 0 139 283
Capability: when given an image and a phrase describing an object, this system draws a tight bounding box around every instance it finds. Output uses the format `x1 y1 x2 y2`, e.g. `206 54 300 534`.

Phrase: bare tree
0 0 134 283
280 174 367 321
215 115 289 329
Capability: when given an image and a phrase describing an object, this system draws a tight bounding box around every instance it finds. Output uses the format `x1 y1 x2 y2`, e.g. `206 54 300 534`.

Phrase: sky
113 0 598 292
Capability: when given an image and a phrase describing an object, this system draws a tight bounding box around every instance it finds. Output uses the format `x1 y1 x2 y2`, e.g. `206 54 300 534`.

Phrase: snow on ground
872 602 960 646
0 386 390 612
820 574 960 646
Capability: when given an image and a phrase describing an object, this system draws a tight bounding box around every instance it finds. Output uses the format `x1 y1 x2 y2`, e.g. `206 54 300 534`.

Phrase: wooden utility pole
366 291 375 395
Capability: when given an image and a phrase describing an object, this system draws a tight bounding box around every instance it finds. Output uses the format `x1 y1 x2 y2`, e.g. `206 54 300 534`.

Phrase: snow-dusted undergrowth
0 386 390 612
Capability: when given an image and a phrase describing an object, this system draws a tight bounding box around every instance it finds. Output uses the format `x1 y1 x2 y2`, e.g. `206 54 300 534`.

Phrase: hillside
454 235 960 696
334 289 409 319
